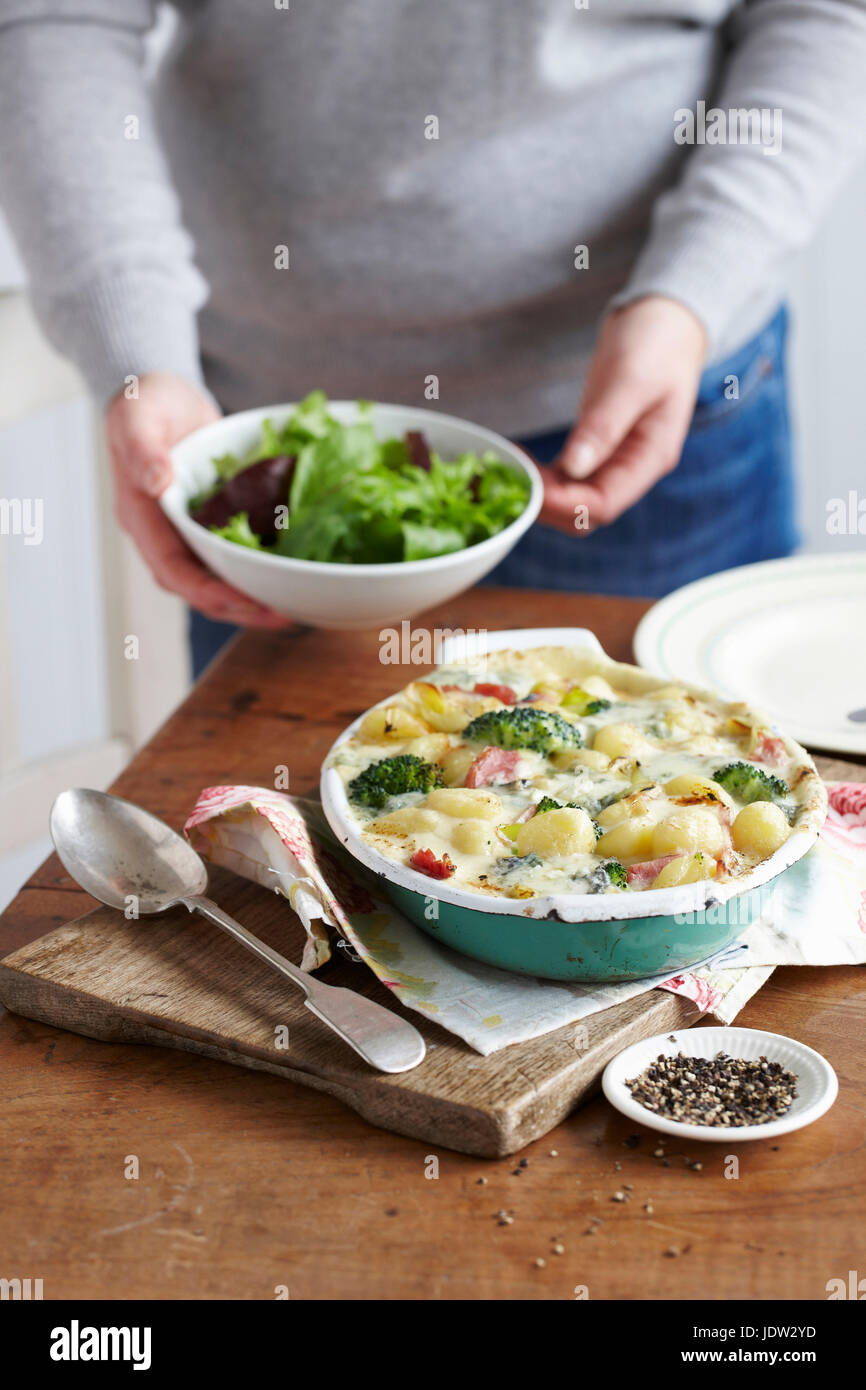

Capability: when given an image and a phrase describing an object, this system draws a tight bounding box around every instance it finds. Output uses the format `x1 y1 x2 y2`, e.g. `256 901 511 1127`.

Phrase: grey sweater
1 0 866 433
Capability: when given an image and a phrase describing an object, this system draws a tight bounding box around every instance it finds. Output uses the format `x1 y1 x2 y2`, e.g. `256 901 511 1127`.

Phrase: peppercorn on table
1 588 864 1301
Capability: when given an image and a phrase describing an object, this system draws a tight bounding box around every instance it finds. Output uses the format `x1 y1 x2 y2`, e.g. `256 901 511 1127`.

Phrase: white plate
602 1027 838 1143
633 554 866 756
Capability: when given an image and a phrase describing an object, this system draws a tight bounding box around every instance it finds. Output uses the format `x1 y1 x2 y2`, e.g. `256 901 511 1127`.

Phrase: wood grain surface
1 587 864 1300
0 869 701 1158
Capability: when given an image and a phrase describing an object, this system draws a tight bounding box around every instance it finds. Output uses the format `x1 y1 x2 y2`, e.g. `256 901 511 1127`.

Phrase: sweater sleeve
0 0 208 405
610 0 866 357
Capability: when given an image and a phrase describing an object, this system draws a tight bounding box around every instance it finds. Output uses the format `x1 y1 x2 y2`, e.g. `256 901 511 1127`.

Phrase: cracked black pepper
625 1051 798 1127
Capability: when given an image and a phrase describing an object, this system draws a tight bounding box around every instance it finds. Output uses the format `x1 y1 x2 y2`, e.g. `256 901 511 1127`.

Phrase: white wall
0 265 188 911
788 173 866 556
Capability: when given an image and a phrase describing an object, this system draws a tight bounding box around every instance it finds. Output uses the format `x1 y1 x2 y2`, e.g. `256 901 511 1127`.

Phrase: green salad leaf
191 392 531 564
401 522 466 561
209 512 263 548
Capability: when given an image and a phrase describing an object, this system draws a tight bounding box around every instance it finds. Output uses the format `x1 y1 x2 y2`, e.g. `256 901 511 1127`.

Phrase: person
1 1 865 677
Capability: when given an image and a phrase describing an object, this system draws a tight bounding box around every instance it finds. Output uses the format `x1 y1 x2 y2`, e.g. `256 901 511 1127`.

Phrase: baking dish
320 628 826 981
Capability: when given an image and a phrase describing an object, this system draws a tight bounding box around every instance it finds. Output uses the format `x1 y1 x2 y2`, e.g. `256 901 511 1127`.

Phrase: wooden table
2 588 864 1301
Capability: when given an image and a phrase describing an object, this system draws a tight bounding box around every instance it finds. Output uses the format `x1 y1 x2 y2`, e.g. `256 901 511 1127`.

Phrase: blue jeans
490 304 797 595
190 305 797 677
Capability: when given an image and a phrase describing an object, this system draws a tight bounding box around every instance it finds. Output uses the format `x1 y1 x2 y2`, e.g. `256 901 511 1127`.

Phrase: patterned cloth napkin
184 783 866 1056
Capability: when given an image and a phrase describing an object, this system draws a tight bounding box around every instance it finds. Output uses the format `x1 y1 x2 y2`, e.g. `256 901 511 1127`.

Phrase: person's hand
541 295 708 535
106 371 289 626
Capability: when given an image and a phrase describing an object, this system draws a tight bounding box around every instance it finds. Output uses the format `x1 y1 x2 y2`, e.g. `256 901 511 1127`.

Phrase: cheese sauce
327 647 821 899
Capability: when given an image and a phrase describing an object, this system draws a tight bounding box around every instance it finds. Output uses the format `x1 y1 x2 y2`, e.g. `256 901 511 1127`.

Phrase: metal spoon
49 788 426 1074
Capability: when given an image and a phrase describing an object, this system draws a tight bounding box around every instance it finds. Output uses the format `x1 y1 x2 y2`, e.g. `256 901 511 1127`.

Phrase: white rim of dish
318 628 823 924
162 400 543 575
601 1027 839 1141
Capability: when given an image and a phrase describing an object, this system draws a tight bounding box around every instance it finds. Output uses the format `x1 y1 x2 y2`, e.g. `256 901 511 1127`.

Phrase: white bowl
602 1027 838 1142
161 401 542 629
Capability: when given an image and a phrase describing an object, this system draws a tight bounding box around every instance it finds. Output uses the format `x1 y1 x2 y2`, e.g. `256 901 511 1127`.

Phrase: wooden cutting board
0 865 701 1157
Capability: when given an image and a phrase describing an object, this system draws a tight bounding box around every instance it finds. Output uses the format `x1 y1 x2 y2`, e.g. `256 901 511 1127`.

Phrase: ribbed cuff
38 267 210 409
607 204 771 360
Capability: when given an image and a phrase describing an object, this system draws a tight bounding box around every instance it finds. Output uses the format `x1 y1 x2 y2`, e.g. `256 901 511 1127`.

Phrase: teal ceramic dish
320 627 824 983
381 879 765 982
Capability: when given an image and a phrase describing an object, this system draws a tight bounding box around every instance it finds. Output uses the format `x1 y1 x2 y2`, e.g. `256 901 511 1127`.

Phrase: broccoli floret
604 860 628 889
348 754 443 809
584 860 628 893
536 794 580 814
462 707 583 755
712 761 789 804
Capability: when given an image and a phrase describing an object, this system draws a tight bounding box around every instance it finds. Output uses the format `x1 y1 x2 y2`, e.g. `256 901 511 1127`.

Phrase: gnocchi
358 706 428 741
406 733 452 764
651 807 726 858
596 785 663 829
578 674 616 701
517 806 596 858
595 815 657 860
651 853 716 890
333 643 823 899
451 820 494 855
370 807 439 836
592 722 654 760
663 774 735 810
440 745 477 787
425 787 503 820
732 801 790 857
405 681 500 733
666 702 720 736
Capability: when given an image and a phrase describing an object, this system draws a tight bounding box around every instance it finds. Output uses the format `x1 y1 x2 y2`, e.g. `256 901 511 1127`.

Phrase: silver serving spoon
49 788 426 1074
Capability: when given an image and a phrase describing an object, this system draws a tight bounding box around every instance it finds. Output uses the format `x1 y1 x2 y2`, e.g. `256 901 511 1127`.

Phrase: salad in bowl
162 396 541 627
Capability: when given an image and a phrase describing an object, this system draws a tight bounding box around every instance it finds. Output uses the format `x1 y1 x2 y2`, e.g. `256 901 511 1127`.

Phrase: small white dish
602 1026 838 1142
162 400 542 629
633 553 866 756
